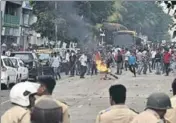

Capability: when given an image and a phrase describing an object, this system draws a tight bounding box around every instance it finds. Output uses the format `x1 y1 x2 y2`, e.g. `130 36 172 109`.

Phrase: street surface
1 70 175 123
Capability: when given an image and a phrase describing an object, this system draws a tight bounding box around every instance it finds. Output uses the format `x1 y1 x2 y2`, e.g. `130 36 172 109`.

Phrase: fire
95 52 109 72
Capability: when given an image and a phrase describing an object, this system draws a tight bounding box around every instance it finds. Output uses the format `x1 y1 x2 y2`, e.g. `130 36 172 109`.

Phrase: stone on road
0 71 175 123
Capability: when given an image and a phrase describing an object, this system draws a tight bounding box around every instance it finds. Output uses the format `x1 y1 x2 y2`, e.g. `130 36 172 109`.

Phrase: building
1 1 22 46
1 1 49 50
20 1 33 49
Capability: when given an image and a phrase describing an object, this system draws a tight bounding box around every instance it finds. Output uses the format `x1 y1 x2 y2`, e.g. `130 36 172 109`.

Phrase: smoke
57 2 97 51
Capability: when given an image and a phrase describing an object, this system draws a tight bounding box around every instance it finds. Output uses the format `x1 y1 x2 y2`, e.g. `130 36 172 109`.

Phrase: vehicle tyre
34 76 38 82
6 77 10 90
17 75 22 83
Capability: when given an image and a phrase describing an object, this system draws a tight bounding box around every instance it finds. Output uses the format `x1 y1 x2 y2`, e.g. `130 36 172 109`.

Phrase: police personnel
31 98 63 123
1 82 40 123
165 78 176 123
171 78 176 108
35 75 70 123
95 84 137 123
131 92 172 123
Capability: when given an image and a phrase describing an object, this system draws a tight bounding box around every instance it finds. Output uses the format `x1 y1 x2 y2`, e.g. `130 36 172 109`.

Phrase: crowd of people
48 44 176 80
1 75 176 123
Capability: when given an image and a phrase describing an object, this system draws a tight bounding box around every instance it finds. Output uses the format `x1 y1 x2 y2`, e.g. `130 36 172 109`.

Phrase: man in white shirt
65 50 70 75
79 53 87 78
151 49 156 70
124 48 130 71
51 52 61 80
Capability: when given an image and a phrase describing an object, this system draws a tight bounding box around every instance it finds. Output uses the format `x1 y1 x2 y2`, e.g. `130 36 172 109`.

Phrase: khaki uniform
35 95 70 123
130 109 171 123
1 106 30 123
95 105 137 123
165 96 176 123
170 95 176 108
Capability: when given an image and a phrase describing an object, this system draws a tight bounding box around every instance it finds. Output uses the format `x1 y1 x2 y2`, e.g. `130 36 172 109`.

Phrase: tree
119 1 173 41
159 1 176 38
30 1 123 44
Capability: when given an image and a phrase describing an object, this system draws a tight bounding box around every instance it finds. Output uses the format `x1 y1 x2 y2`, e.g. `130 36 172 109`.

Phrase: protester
128 52 136 77
163 48 172 76
36 75 70 123
155 49 162 74
31 98 63 123
65 50 70 75
95 84 137 123
115 50 123 75
51 52 61 80
1 82 40 123
124 48 131 71
69 50 77 77
131 93 172 123
136 49 143 74
79 53 87 78
151 49 156 69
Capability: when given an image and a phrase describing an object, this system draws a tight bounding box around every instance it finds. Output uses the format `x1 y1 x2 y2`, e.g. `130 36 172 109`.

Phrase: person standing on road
95 84 137 123
136 49 143 74
51 52 61 80
131 92 172 123
165 78 176 123
31 98 63 123
69 50 77 77
65 50 70 75
163 48 172 76
124 48 130 71
79 53 87 78
115 50 123 75
151 49 156 70
91 52 98 75
36 75 70 123
155 49 162 75
128 52 136 77
1 82 40 123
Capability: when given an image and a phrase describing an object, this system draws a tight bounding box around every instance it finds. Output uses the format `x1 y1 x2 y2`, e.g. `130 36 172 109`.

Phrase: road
1 70 175 123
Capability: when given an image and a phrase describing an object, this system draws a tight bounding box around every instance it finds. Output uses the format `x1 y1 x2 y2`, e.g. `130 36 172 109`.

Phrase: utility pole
55 2 58 45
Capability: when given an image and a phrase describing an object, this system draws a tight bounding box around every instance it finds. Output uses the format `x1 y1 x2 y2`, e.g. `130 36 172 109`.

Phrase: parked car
1 56 18 89
9 57 29 82
10 51 42 81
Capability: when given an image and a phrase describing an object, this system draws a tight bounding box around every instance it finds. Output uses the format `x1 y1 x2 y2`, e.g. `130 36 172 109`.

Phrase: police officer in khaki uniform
165 78 176 123
170 78 176 108
131 93 172 123
95 84 137 123
1 81 40 123
36 75 70 123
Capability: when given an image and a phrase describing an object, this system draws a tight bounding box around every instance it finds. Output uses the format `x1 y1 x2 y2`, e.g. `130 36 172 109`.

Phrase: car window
19 60 25 67
1 60 4 67
10 58 18 66
39 53 50 60
13 53 33 61
9 59 15 67
3 58 14 67
32 53 38 60
3 58 10 66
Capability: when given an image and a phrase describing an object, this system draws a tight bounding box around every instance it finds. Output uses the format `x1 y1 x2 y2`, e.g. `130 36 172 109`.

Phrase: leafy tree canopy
30 1 173 44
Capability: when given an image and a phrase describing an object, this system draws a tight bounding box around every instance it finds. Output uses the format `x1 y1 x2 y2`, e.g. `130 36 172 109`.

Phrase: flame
95 52 109 72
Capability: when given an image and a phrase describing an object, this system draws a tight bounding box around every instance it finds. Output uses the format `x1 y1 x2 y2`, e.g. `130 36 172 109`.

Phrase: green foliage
31 1 173 43
119 1 172 41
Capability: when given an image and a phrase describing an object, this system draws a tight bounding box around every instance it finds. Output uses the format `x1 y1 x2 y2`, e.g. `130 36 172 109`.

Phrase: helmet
31 98 63 123
10 81 40 107
146 93 172 110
